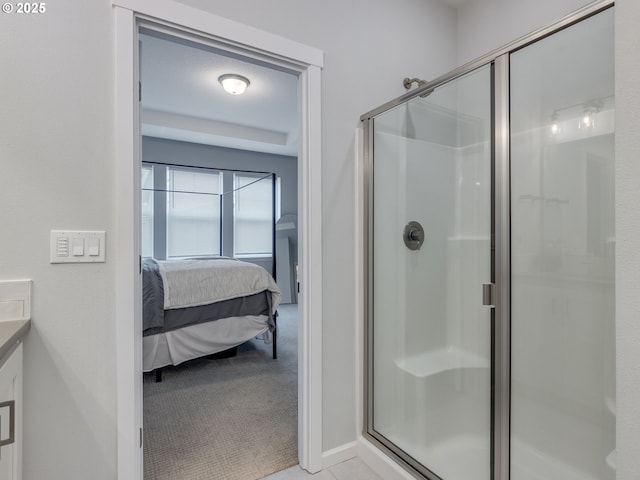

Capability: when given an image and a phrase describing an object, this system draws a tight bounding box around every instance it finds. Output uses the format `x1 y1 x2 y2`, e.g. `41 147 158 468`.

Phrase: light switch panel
50 230 106 263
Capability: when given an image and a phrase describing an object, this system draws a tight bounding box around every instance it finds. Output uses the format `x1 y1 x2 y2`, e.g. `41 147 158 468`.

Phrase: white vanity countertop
0 319 30 365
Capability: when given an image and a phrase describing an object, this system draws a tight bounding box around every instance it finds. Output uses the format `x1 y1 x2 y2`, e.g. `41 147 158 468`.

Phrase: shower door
365 65 493 480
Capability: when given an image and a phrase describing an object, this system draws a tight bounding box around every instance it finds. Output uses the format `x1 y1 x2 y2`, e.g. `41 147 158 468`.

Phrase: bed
142 257 281 379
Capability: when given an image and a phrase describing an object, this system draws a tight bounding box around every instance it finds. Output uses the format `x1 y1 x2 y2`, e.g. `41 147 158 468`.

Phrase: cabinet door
0 344 22 480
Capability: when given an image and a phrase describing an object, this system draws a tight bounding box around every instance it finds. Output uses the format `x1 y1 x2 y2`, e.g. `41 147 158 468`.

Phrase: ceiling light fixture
218 74 250 95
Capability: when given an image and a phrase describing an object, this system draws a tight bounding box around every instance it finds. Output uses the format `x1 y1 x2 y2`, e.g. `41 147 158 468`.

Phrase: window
141 164 154 258
167 167 222 258
233 173 274 257
141 164 279 259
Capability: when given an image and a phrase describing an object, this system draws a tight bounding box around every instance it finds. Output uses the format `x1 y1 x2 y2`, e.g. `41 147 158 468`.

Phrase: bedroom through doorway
138 26 302 480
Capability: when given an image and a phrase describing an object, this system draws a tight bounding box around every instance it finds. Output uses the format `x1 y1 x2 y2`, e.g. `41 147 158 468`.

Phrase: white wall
0 0 117 479
171 0 459 452
455 0 595 64
0 0 456 477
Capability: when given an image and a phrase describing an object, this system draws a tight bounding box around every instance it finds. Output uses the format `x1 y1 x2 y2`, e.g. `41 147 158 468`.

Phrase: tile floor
260 457 383 480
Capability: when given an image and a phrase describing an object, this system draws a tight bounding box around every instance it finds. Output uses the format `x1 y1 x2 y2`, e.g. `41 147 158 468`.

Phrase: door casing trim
114 2 324 477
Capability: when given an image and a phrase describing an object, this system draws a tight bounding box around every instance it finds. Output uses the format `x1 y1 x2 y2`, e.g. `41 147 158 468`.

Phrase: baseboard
321 441 358 469
357 436 416 480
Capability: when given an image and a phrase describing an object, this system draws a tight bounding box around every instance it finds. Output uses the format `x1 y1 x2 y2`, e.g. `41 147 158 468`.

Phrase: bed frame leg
272 313 278 360
155 368 162 383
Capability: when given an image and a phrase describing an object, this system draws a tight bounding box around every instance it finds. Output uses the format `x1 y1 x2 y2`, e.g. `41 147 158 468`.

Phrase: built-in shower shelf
395 347 489 378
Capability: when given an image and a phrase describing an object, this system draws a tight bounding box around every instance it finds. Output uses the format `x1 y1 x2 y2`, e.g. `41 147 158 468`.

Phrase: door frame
114 1 324 478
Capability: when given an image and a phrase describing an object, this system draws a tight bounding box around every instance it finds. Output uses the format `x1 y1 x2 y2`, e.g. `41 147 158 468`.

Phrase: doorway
139 27 301 479
113 2 324 478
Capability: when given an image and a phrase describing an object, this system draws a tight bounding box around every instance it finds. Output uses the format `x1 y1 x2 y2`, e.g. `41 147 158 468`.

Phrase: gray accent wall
142 136 298 292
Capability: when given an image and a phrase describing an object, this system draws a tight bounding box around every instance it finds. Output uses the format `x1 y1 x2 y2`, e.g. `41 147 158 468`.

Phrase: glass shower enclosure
362 3 615 480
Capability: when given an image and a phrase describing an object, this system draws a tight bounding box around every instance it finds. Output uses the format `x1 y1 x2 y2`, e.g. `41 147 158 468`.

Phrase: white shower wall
373 121 614 480
372 101 490 362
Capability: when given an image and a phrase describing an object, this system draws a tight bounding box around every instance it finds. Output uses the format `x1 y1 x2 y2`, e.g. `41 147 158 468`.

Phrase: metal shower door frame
360 1 614 479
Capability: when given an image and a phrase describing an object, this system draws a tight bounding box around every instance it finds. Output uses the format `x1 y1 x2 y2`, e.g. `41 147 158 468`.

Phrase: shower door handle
482 283 495 307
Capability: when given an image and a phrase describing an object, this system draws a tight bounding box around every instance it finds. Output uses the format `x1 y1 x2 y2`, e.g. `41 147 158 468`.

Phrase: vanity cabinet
0 343 22 480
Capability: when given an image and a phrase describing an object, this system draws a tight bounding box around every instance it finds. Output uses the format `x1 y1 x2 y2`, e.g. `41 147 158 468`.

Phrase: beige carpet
143 304 298 480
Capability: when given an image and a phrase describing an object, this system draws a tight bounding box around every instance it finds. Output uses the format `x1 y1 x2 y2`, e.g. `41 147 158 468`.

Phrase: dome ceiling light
218 74 250 95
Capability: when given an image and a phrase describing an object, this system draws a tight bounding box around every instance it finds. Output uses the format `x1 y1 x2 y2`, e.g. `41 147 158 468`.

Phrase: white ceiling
140 31 299 157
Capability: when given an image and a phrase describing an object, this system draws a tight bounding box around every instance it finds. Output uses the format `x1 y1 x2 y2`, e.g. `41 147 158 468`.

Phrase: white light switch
72 237 85 256
88 237 100 256
50 230 106 263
